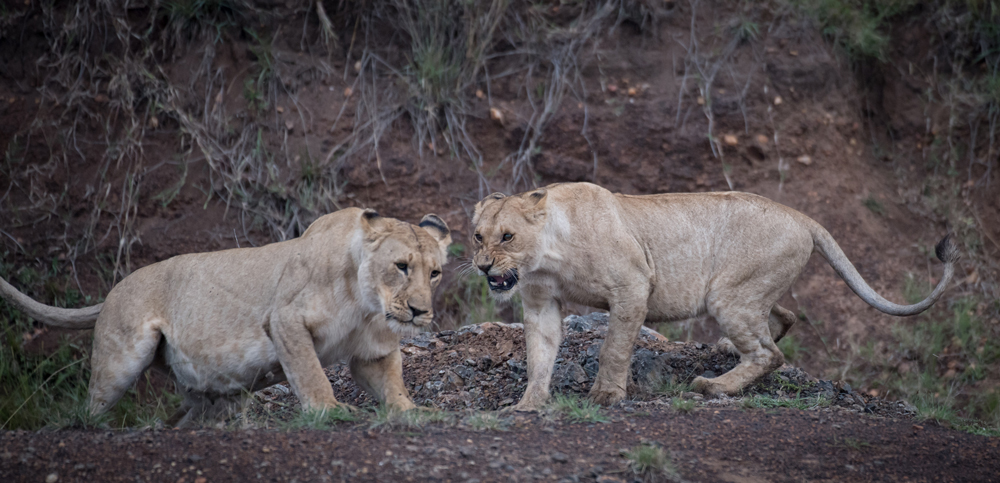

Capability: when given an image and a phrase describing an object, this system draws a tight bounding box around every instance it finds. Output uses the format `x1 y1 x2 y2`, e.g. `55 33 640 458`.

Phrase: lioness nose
409 305 428 317
477 262 492 275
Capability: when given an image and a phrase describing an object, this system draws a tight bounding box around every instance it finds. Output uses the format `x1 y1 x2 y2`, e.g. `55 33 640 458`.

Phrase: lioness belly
165 337 280 394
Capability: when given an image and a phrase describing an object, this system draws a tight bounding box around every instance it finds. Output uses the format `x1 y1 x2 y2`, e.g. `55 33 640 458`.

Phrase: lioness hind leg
768 304 797 343
86 321 162 416
716 304 798 354
694 306 784 397
350 347 413 411
168 391 245 428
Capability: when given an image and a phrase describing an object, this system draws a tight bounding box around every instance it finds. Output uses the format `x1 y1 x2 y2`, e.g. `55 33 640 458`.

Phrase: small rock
284 120 294 131
723 134 738 146
774 96 783 105
343 87 353 97
476 89 485 99
596 476 625 483
489 107 503 123
551 452 569 463
796 154 812 165
756 134 769 145
459 446 475 458
45 474 58 483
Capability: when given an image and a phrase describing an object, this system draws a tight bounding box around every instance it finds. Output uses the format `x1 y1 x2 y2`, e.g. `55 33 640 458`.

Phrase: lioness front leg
694 305 784 397
350 347 415 411
511 294 562 412
589 299 648 406
270 316 342 411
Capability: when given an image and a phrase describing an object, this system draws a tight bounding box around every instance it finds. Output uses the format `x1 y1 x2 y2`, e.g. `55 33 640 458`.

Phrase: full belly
165 336 281 395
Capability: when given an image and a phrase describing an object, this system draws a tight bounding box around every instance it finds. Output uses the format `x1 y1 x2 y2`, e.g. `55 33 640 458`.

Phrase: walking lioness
471 182 957 410
0 208 451 426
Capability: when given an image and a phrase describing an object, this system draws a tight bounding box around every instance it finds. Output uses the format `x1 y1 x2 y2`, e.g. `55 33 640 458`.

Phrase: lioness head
358 210 451 334
470 189 549 301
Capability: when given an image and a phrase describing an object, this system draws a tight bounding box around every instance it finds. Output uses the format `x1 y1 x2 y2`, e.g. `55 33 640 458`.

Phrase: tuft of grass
740 394 831 410
368 406 451 431
549 393 609 424
902 272 932 304
623 443 680 481
464 411 509 431
862 195 886 216
672 398 696 413
830 436 872 451
655 378 692 398
778 333 804 362
283 405 359 430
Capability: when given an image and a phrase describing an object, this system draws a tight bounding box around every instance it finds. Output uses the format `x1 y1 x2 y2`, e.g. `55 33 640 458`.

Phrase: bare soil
4 408 1000 483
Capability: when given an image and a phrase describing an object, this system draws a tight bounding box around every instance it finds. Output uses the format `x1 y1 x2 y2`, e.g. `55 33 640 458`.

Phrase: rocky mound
252 313 916 421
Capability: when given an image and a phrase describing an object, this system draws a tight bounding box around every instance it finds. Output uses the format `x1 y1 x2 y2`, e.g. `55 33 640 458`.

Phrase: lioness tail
808 222 958 316
0 276 102 329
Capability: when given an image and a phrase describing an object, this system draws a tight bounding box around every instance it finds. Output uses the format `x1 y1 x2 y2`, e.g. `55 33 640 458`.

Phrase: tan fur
0 208 451 426
471 182 957 409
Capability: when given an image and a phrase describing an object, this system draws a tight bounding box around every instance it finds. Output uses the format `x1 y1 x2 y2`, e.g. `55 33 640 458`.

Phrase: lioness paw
691 376 728 398
716 337 739 355
587 387 626 407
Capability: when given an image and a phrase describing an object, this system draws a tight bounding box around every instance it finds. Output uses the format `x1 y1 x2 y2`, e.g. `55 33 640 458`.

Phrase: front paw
502 391 548 413
587 380 626 406
691 376 727 398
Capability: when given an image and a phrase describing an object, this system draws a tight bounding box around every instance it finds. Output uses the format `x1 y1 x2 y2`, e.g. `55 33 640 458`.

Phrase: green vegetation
369 406 451 431
851 297 1000 435
0 259 178 430
778 333 805 362
282 405 359 430
740 394 831 410
549 393 609 423
464 411 510 431
862 195 886 216
623 443 680 482
655 377 693 398
672 398 696 413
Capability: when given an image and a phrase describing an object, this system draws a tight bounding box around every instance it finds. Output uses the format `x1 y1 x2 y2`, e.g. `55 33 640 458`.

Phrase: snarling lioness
0 208 450 426
472 182 957 410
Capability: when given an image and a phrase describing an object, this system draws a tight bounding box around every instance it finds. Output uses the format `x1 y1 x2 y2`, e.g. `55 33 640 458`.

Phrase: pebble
45 474 58 483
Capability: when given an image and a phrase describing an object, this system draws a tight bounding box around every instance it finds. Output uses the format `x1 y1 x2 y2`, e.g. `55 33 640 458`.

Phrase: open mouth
487 270 518 292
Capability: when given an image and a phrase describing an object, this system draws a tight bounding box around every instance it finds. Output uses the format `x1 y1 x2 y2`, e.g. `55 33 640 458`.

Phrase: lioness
472 182 957 410
0 208 451 426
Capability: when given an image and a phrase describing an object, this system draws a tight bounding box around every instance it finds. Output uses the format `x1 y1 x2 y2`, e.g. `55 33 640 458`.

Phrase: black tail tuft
934 235 960 264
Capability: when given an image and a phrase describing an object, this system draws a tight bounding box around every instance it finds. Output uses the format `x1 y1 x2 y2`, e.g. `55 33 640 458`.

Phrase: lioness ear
524 188 547 223
360 208 390 240
419 214 452 258
472 192 506 225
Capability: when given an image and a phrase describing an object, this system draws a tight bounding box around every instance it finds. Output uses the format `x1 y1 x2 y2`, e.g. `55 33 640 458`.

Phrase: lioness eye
474 233 482 243
431 270 441 278
502 233 513 242
396 262 408 272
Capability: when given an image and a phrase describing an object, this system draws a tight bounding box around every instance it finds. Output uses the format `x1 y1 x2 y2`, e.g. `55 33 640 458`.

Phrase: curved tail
808 222 959 316
0 276 102 329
